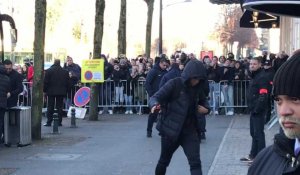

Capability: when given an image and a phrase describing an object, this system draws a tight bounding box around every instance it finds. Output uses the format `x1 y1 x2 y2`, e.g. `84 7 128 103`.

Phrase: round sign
84 71 93 80
74 87 91 107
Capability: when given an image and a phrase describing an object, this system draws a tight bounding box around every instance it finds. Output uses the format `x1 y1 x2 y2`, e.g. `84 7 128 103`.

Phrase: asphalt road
0 114 232 175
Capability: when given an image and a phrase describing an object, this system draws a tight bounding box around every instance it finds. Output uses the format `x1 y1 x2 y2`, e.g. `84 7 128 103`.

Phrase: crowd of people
4 50 290 119
1 48 299 174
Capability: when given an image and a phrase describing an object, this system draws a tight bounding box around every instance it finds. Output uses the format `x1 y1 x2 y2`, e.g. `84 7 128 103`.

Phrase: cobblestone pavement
208 115 279 175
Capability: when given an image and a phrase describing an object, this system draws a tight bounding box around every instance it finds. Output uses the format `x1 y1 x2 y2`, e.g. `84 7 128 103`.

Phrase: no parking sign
74 87 91 107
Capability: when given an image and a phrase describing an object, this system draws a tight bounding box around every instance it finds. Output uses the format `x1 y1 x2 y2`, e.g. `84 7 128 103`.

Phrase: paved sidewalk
208 115 279 175
0 114 279 175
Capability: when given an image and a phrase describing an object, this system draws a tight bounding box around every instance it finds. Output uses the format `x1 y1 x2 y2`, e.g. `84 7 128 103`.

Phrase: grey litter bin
4 106 32 147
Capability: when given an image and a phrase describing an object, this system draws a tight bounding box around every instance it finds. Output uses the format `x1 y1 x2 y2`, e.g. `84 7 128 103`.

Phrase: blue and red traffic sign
84 71 93 81
74 87 91 107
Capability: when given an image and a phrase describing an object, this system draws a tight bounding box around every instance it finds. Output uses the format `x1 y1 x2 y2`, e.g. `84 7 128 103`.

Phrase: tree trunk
118 0 126 56
145 0 154 58
32 0 47 140
89 0 105 121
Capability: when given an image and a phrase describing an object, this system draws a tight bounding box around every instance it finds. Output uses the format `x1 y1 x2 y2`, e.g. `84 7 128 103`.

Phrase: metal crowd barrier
20 79 277 122
218 80 249 108
19 79 149 114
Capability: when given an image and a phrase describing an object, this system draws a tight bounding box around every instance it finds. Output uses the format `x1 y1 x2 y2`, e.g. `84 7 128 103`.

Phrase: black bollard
71 107 77 128
53 113 59 134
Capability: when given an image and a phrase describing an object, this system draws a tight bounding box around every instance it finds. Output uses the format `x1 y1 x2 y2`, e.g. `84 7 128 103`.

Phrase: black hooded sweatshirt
149 60 209 142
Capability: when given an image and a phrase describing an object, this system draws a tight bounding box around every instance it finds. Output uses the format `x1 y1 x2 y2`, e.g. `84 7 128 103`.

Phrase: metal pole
0 17 4 63
71 107 77 128
159 0 163 55
52 113 59 134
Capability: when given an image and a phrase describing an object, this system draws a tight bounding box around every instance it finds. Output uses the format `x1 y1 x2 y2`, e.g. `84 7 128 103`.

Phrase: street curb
207 116 234 175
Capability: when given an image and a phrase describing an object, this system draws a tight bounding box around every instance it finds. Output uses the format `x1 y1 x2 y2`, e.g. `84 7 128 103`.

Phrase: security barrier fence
19 80 259 114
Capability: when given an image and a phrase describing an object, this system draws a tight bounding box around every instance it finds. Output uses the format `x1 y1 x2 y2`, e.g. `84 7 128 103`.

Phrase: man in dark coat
44 59 70 126
248 50 300 175
240 57 269 163
145 57 168 137
3 59 23 107
0 65 10 143
149 60 210 175
63 56 81 81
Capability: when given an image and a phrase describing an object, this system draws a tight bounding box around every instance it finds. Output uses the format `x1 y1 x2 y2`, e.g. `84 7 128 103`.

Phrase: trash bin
4 106 31 147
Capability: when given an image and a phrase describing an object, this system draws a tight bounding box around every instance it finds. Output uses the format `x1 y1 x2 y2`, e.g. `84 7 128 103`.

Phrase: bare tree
144 0 155 58
212 5 258 57
89 0 105 121
118 0 126 56
32 0 47 139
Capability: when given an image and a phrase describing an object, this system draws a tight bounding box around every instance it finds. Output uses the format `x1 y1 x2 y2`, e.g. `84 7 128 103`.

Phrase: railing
19 80 149 114
19 79 275 117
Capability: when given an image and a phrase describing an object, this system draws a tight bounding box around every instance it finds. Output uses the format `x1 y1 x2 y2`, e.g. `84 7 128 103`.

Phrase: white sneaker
214 111 219 115
226 111 234 116
125 111 129 114
108 110 113 114
98 110 103 114
129 110 133 114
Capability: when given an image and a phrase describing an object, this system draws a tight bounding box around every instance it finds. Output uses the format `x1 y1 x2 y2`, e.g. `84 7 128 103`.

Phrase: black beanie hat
272 52 300 98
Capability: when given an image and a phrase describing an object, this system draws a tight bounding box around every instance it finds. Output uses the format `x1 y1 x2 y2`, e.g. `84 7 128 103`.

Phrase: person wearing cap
247 50 300 175
240 57 270 164
149 59 209 175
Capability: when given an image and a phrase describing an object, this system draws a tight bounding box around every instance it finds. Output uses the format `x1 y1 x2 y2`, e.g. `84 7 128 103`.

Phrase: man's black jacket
149 60 209 142
248 133 300 175
247 68 269 114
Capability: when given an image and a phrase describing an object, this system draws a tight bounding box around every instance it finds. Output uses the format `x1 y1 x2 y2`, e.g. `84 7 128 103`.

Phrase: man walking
43 59 70 126
240 57 269 163
149 60 210 175
248 50 300 174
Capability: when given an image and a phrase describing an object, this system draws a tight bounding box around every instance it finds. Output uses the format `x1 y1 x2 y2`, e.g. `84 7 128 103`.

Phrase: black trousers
197 114 206 133
250 112 266 158
0 108 5 140
155 130 202 175
147 113 158 133
46 95 64 124
265 95 272 124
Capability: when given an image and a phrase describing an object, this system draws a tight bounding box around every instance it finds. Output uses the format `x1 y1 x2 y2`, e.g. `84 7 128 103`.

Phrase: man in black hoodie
248 50 300 175
149 60 210 175
0 65 10 143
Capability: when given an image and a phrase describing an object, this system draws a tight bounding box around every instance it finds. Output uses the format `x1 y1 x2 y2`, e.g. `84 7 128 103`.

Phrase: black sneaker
240 155 253 163
200 132 206 140
147 132 152 138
